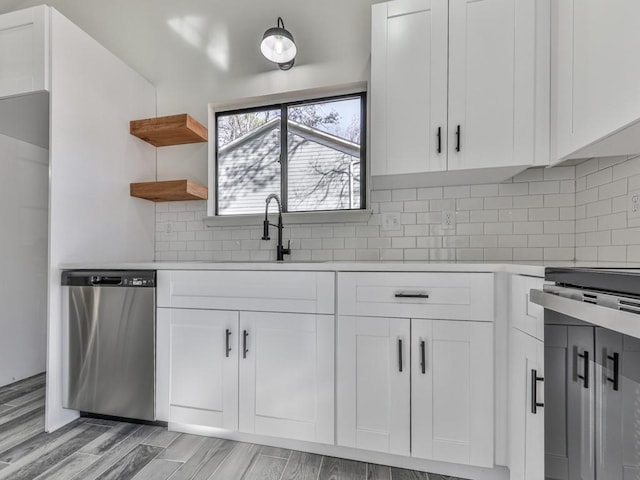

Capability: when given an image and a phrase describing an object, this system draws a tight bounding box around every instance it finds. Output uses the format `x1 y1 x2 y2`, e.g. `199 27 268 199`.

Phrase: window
215 93 366 216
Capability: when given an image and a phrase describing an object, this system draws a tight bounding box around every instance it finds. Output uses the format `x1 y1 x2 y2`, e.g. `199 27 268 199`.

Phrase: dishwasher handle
90 276 123 285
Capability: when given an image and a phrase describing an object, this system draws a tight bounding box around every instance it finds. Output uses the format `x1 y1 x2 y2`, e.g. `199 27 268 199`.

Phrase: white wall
46 9 156 432
0 125 48 387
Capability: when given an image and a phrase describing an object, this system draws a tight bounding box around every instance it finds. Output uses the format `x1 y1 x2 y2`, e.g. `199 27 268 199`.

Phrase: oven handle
530 289 640 338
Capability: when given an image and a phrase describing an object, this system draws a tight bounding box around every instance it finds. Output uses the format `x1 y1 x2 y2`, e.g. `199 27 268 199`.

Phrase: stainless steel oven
531 268 640 480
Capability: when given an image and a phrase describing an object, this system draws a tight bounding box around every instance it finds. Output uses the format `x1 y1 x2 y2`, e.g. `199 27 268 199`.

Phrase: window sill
204 209 373 227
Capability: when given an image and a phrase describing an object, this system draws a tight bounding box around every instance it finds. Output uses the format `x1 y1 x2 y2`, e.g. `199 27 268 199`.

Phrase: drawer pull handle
243 330 249 359
394 292 429 299
531 369 544 414
225 329 232 358
398 338 403 373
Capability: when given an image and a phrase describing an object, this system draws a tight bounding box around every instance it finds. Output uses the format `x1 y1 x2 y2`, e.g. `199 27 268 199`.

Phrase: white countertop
58 261 552 276
58 260 640 278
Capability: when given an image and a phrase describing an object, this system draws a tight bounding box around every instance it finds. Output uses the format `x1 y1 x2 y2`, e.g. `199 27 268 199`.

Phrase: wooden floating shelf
130 180 208 202
130 113 208 147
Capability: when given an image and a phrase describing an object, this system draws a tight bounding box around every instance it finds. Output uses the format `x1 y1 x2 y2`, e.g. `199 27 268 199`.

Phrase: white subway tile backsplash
444 186 470 198
499 209 528 222
576 158 599 178
470 184 499 197
371 190 391 202
529 208 559 221
598 246 627 262
499 183 529 196
597 213 627 232
485 196 513 209
417 187 443 200
392 189 417 201
544 166 575 181
586 199 612 218
544 194 574 208
599 178 627 200
528 235 559 248
155 157 638 264
586 168 613 189
514 221 543 235
530 181 560 195
612 155 640 181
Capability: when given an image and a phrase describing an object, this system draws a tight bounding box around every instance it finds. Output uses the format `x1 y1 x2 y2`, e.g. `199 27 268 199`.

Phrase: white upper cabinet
371 0 448 176
0 6 49 99
552 0 640 162
371 0 550 184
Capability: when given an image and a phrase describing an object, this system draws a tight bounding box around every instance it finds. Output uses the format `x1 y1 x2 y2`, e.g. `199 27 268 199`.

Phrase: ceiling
0 0 378 108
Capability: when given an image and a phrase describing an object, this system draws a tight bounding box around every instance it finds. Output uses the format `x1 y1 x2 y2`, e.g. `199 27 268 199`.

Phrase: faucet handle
283 239 291 255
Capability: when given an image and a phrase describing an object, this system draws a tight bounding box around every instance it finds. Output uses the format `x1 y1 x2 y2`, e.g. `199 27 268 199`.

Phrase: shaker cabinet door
595 329 640 480
447 0 519 170
164 308 239 430
370 0 448 176
509 327 545 480
412 319 494 467
0 6 49 98
239 311 334 445
336 315 411 456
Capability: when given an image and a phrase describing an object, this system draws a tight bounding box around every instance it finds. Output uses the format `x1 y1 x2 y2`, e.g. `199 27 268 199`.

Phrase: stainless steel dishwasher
62 270 156 421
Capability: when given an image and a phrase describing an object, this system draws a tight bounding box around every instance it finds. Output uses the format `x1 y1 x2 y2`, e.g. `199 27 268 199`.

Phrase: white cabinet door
337 315 410 456
412 319 493 467
595 329 640 479
165 308 239 430
0 6 49 98
370 0 448 176
448 0 520 170
509 328 544 480
239 311 334 445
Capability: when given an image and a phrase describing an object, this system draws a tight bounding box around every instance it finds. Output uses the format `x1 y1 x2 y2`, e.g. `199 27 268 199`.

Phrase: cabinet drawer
510 274 546 341
157 270 335 314
337 272 494 321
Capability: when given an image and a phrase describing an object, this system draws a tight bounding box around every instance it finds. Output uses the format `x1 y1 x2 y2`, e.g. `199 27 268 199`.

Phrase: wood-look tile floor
0 374 466 480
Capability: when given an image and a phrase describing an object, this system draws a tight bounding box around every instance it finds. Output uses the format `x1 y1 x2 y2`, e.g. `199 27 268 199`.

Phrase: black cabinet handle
225 329 232 357
531 369 545 414
437 126 442 154
577 350 589 389
420 340 426 374
243 330 249 359
607 352 620 391
398 338 403 373
455 125 461 152
394 292 429 299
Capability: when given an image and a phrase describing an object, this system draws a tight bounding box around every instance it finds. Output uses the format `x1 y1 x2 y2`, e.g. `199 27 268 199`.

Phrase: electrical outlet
442 210 456 230
629 189 640 220
381 212 402 231
165 223 173 234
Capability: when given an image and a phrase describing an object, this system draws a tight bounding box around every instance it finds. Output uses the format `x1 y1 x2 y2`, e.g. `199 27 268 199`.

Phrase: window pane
216 109 281 215
287 97 362 212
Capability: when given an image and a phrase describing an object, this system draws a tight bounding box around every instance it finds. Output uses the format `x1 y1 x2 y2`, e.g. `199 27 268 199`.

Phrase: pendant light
260 17 296 71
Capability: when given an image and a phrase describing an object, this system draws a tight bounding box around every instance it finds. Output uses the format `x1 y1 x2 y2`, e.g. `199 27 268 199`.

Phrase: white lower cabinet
509 328 544 480
158 307 334 445
337 315 494 467
239 311 334 444
161 308 239 430
336 316 411 456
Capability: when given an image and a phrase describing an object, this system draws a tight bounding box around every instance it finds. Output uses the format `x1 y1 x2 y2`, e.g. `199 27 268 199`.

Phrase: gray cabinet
545 322 640 480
